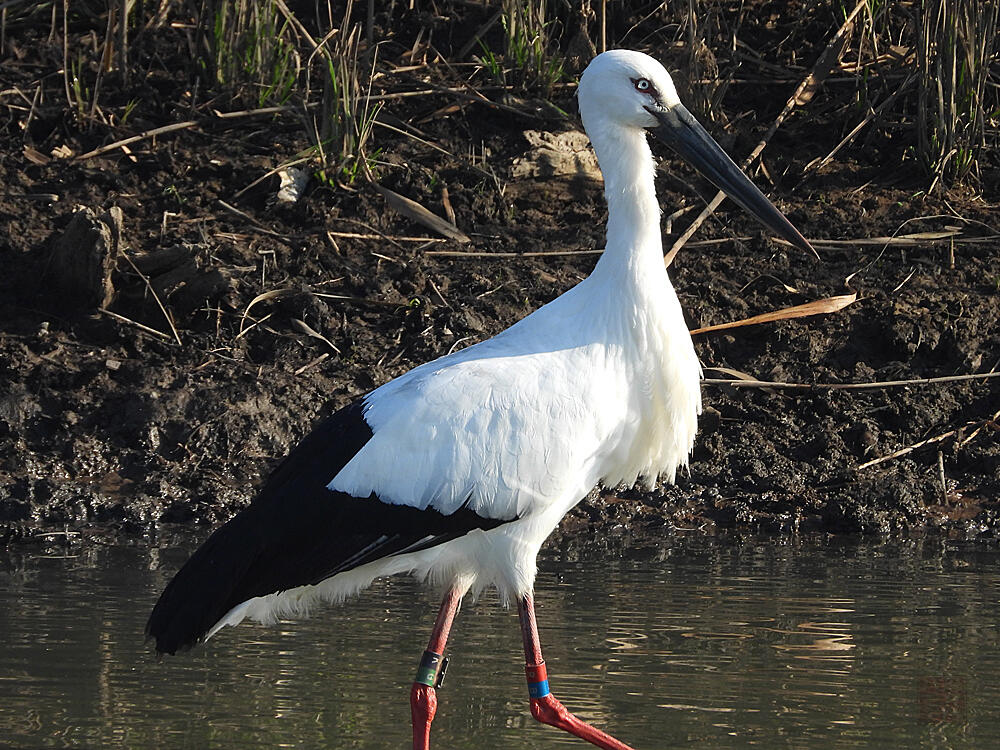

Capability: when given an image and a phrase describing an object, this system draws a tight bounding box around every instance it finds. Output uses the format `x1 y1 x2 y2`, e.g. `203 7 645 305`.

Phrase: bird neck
587 125 665 285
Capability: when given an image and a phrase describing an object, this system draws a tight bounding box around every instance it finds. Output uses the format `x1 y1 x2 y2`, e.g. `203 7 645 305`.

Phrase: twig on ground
98 307 176 343
690 293 857 336
336 218 411 253
703 371 1000 392
74 120 198 161
372 118 496 181
118 252 183 346
957 407 1000 449
856 410 996 471
294 352 330 375
240 288 297 335
213 105 287 119
372 184 471 243
290 318 340 354
211 84 541 119
427 277 452 309
426 248 604 258
425 237 739 259
664 0 866 266
426 228 995 260
234 312 274 340
312 292 407 309
216 200 284 237
327 230 447 243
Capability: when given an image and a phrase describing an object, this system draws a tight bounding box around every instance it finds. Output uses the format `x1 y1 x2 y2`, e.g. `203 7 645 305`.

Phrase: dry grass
205 0 300 107
2 1 997 191
917 0 999 189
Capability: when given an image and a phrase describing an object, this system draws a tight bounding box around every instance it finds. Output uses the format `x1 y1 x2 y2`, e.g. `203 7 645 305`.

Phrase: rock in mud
47 206 123 309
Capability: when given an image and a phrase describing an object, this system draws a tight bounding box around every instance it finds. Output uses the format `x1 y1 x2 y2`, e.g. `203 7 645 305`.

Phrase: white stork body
217 232 701 632
149 48 812 750
190 54 712 641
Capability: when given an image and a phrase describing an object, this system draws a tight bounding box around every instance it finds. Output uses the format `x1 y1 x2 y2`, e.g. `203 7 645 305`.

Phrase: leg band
526 662 551 699
414 650 448 688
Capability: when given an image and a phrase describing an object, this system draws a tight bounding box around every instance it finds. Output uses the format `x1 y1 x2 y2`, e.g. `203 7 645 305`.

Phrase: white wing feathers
327 273 701 525
329 339 615 522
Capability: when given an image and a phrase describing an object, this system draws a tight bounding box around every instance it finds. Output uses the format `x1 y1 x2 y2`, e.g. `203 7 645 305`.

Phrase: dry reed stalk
917 0 999 189
857 406 1000 471
704 371 1000 391
689 293 857 336
74 120 198 160
664 0 867 266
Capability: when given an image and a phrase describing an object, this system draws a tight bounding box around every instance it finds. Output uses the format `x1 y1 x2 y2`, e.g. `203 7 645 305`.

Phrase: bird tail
146 510 266 654
145 398 509 655
146 400 374 655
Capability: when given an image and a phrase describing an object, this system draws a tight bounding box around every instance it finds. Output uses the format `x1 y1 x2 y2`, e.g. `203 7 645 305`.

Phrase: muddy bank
1 8 998 548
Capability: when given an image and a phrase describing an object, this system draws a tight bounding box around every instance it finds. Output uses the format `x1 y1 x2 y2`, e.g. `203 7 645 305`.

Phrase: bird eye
633 78 652 93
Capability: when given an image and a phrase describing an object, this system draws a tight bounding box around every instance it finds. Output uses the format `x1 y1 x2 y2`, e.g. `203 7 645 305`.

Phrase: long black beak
647 103 817 257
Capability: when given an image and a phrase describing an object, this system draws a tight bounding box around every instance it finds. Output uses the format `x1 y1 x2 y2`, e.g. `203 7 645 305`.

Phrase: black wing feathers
146 399 506 655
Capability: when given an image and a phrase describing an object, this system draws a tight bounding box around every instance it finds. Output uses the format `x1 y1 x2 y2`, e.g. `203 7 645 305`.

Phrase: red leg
518 593 635 750
411 587 462 750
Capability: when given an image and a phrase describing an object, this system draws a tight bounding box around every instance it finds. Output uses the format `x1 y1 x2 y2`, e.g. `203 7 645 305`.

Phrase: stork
147 49 813 750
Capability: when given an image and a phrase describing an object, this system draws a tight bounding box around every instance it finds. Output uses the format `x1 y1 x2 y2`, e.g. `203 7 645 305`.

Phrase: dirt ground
2 5 999 547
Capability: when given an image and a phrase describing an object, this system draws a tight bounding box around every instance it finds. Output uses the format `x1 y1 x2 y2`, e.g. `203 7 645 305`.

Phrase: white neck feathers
585 123 666 292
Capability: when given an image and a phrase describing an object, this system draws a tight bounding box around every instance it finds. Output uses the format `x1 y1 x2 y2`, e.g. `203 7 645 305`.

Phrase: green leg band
414 650 447 688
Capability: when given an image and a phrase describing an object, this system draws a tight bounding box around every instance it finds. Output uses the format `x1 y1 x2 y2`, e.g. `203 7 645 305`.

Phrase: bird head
578 50 816 257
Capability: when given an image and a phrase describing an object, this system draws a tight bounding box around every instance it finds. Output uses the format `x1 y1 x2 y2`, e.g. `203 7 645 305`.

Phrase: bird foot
410 682 437 750
529 694 635 750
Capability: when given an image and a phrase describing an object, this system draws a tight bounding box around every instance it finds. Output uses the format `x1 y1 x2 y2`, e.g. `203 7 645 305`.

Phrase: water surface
1 533 997 748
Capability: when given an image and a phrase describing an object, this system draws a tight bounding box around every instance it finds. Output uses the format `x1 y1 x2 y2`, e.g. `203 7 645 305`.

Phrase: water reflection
0 534 997 748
